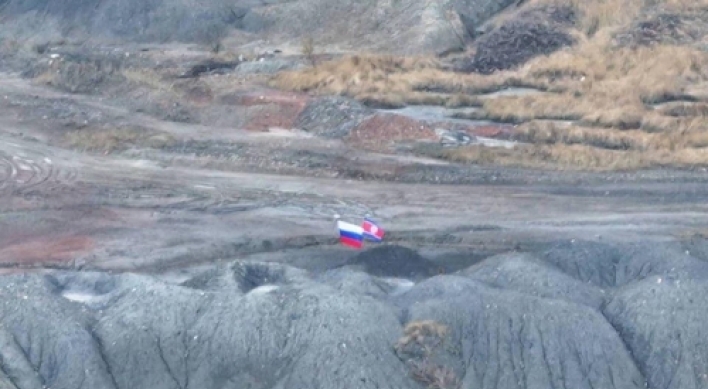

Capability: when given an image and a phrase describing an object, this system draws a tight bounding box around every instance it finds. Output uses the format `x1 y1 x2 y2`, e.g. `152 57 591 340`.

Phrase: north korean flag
362 217 384 242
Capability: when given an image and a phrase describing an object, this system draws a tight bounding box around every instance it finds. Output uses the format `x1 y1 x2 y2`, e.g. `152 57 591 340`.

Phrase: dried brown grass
675 228 708 241
443 142 708 171
514 120 708 149
63 127 176 153
395 321 459 389
449 33 708 169
269 54 529 106
267 0 708 169
441 115 708 171
31 56 123 94
395 320 449 351
522 41 708 102
122 69 179 95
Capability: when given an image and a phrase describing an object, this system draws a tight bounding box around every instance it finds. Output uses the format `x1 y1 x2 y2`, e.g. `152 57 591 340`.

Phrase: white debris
249 285 279 295
61 291 98 303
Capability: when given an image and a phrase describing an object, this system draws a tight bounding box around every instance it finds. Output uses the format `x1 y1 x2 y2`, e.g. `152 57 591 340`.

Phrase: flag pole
333 213 341 234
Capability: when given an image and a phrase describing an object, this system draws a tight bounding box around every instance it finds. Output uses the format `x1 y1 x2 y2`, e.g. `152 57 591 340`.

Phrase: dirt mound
294 96 373 139
461 5 577 74
4 239 708 388
347 113 438 150
345 245 441 280
0 0 236 44
615 8 708 47
0 0 517 54
253 0 518 54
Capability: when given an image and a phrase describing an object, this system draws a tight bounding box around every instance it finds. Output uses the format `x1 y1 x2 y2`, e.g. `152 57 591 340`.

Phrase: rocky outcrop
460 5 577 73
0 0 238 45
252 0 518 54
0 0 518 54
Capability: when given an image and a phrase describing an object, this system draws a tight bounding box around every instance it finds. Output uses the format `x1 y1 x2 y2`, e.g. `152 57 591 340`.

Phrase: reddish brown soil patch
184 85 214 105
347 114 437 150
219 89 310 107
466 124 516 138
0 235 94 265
219 90 311 131
243 103 305 131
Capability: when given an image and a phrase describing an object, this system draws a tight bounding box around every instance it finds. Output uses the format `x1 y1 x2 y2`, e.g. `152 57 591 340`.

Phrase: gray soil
0 8 708 388
2 59 708 388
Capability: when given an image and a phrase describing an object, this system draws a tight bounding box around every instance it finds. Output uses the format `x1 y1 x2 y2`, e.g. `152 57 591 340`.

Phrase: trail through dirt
1 71 708 274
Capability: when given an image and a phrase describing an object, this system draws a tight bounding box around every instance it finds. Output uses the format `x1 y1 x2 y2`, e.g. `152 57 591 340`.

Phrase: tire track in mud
80 178 374 218
0 149 78 195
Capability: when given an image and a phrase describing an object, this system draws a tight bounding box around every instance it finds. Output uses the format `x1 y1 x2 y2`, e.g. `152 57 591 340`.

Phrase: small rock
437 128 475 147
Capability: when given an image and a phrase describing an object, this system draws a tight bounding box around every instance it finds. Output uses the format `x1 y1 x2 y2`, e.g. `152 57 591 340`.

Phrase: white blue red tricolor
337 220 364 249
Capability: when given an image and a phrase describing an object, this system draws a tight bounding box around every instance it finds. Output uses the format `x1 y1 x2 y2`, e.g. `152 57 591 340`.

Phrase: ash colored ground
1 63 708 388
1 1 708 387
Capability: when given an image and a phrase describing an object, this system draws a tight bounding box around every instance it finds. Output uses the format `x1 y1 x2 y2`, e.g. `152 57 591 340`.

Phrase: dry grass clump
63 127 176 154
270 54 438 93
675 228 708 242
123 68 220 104
270 0 708 170
514 120 655 150
269 54 529 107
443 140 708 170
439 117 708 170
408 360 460 389
395 320 449 357
473 41 708 169
657 102 708 117
32 55 123 94
122 69 180 95
395 320 460 389
516 119 708 149
478 93 586 122
521 41 708 103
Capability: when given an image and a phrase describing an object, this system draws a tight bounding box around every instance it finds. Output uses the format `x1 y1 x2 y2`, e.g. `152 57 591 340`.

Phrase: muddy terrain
1 0 708 386
0 44 708 388
1 60 707 272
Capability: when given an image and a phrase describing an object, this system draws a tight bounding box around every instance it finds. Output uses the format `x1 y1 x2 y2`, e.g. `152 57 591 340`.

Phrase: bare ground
1 58 708 276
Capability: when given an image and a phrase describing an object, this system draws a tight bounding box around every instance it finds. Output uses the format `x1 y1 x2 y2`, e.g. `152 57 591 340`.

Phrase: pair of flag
337 216 384 249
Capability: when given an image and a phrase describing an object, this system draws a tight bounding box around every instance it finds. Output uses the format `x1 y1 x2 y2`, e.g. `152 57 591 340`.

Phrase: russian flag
362 217 384 242
337 220 364 249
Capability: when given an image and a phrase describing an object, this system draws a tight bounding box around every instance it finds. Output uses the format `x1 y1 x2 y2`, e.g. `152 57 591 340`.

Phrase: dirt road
1 70 708 274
